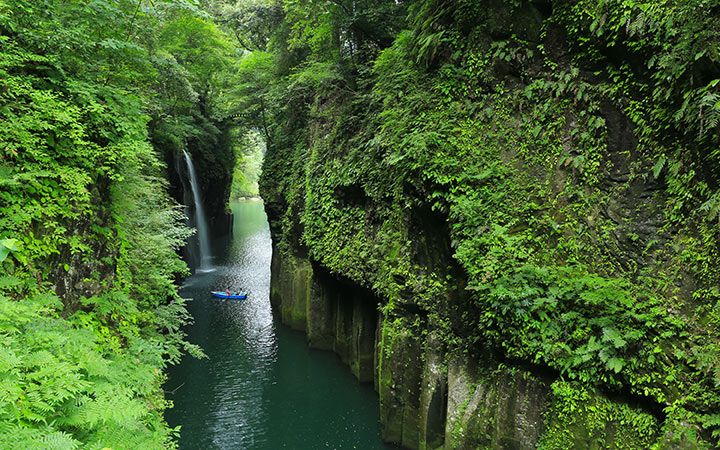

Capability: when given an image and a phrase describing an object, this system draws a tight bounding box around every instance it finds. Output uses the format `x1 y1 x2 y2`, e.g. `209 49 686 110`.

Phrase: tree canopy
0 0 242 447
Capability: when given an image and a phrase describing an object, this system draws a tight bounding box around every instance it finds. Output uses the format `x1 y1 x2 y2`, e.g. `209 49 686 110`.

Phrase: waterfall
183 150 212 270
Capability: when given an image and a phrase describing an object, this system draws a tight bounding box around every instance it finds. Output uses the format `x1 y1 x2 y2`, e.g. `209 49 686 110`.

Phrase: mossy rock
379 315 423 447
445 353 549 450
538 381 660 450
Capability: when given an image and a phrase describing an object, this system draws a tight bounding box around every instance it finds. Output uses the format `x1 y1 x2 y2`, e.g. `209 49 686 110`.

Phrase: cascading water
183 150 212 270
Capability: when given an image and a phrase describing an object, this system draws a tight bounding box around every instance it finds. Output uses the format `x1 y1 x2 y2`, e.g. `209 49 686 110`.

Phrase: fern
699 191 720 223
41 431 80 450
0 424 81 450
699 89 720 135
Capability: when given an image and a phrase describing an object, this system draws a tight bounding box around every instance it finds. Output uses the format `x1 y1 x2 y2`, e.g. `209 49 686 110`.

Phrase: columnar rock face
270 247 377 382
268 244 707 449
378 314 424 448
444 355 550 449
261 0 720 448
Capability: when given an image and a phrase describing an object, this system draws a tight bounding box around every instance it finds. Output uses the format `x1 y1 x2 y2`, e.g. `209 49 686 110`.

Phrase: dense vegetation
223 0 720 447
0 1 246 447
3 0 720 447
230 130 264 198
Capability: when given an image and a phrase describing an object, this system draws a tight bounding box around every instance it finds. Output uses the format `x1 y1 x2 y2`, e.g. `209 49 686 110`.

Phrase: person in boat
225 289 231 295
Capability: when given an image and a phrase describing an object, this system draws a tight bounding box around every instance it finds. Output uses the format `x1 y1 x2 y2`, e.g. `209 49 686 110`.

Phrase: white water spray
183 150 212 270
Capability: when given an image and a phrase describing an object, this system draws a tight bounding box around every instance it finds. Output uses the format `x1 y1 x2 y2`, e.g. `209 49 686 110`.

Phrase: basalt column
269 247 378 383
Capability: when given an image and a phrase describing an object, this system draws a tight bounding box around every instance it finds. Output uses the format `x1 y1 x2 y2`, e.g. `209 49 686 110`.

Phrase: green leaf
607 357 624 373
652 155 666 179
0 276 21 290
0 238 19 263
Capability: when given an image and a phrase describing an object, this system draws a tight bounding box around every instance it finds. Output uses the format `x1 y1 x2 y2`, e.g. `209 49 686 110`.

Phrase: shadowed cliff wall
261 0 720 448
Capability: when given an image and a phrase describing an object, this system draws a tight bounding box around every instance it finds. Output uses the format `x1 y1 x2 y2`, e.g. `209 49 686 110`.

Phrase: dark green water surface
165 200 396 450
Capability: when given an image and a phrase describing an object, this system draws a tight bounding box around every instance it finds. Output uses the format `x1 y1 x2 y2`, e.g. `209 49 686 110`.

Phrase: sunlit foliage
0 0 237 447
226 0 720 446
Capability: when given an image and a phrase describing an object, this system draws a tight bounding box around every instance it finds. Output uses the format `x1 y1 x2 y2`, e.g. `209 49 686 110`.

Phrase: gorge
1 0 719 449
256 1 720 448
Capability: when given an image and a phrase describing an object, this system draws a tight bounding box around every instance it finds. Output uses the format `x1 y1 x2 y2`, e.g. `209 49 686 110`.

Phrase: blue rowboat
211 291 247 299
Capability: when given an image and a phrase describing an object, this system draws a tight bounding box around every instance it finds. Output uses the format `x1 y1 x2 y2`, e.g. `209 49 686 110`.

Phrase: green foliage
209 0 283 51
0 239 18 264
0 293 178 449
231 130 264 198
539 381 659 450
0 0 239 446
280 0 406 60
225 0 720 445
160 13 234 106
229 51 277 144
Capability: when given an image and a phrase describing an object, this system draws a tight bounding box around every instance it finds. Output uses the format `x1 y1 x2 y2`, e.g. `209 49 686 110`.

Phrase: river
165 200 397 449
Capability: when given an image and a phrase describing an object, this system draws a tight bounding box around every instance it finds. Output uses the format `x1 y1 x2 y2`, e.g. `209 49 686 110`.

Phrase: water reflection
165 200 395 450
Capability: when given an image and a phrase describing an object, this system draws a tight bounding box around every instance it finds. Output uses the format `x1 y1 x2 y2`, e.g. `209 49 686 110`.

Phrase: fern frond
699 191 720 222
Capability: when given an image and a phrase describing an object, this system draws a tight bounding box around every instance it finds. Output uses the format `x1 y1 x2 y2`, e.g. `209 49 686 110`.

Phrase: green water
165 200 397 449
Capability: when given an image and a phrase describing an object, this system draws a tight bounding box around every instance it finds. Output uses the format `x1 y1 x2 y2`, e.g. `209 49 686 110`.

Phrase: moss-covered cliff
161 118 236 238
253 0 720 448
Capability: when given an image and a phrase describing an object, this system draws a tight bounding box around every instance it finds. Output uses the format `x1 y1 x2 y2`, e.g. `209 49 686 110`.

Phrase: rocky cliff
158 117 236 271
260 1 720 448
161 121 235 237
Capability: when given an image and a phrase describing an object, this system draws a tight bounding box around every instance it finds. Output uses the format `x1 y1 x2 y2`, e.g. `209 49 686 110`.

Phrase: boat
210 291 247 299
